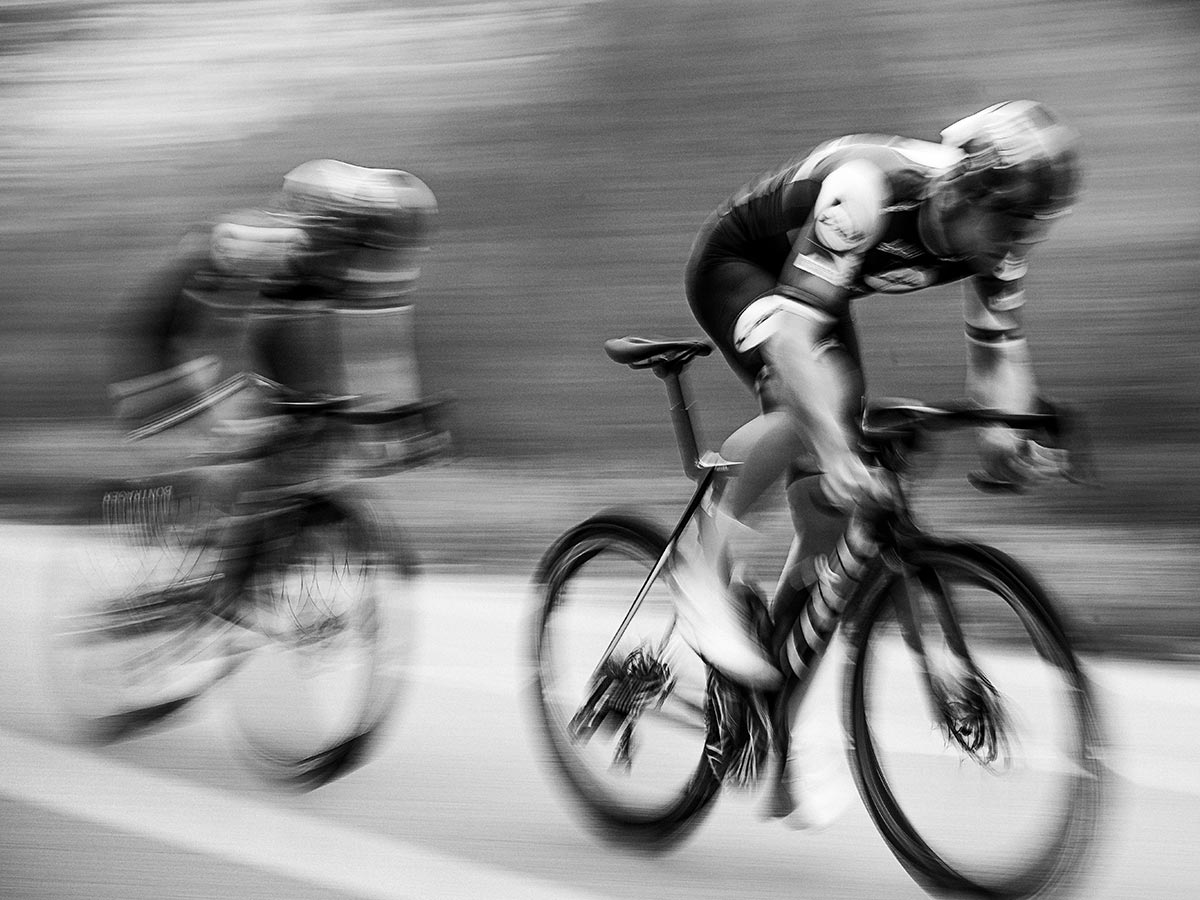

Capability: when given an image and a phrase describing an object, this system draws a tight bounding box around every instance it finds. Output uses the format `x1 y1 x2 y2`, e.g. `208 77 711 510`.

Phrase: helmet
281 159 437 244
938 101 1081 220
280 160 438 302
210 207 313 282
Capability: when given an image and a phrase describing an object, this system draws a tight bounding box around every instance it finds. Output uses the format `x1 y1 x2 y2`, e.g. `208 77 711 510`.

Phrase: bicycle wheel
531 513 721 851
223 496 417 788
846 539 1106 899
43 473 231 740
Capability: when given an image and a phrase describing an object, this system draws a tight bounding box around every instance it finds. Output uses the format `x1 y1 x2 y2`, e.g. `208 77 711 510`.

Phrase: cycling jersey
686 134 1028 382
110 160 436 429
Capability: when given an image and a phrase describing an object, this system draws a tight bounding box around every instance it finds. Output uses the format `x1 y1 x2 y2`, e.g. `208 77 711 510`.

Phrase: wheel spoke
224 500 414 788
849 543 1105 899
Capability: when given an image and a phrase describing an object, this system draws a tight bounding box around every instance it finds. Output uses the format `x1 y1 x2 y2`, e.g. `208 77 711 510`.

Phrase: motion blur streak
0 724 609 900
1 0 1198 899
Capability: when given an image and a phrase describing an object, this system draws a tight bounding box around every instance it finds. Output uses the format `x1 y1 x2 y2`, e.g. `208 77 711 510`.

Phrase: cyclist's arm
755 310 859 466
963 274 1040 413
738 160 887 504
962 273 1069 487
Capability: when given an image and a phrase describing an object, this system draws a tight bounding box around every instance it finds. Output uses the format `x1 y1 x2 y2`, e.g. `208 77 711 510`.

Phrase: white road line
0 726 608 900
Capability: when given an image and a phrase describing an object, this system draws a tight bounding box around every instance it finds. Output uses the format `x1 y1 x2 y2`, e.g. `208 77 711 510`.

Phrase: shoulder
797 135 959 184
809 158 890 251
799 136 959 251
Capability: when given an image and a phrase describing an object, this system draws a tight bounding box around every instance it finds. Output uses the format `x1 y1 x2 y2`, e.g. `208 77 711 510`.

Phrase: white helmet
280 159 438 301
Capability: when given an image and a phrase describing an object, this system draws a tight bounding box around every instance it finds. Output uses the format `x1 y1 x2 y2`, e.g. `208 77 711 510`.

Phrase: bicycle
43 370 450 788
530 336 1106 900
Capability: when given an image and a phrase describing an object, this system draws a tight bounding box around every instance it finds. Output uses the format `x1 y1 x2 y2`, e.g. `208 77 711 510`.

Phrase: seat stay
587 468 718 686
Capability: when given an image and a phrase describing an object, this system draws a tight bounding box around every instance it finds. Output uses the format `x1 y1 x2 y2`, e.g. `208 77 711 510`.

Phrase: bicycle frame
602 344 995 745
588 354 850 721
537 338 1103 892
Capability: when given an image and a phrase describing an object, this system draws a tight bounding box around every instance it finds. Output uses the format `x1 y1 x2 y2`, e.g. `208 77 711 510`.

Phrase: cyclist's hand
971 425 1068 492
820 453 893 512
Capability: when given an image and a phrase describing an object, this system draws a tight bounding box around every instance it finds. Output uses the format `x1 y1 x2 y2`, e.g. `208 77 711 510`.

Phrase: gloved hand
971 424 1068 492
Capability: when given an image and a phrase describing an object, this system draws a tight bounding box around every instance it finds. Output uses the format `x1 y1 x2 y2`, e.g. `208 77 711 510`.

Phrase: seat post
657 364 703 481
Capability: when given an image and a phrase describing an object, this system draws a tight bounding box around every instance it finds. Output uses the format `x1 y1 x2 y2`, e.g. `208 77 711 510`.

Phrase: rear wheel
43 473 230 740
224 497 418 788
530 514 721 851
847 540 1105 899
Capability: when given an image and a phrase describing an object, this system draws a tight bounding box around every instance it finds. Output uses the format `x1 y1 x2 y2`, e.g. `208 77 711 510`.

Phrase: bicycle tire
224 494 418 789
42 472 231 741
530 513 722 851
845 538 1106 899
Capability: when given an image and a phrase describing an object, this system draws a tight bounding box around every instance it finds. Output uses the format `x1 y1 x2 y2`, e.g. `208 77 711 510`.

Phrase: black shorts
685 213 861 391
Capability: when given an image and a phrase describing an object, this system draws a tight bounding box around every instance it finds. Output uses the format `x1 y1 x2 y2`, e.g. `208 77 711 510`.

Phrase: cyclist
99 160 437 693
679 101 1081 822
108 158 437 426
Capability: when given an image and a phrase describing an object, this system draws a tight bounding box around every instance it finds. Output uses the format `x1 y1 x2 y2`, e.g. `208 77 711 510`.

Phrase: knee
718 410 793 462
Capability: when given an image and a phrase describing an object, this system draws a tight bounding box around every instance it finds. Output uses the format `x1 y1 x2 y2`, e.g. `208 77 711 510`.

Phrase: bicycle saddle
604 336 713 370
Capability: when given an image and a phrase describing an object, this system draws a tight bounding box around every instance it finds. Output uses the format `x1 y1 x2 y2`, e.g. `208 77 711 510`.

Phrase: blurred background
1 0 1198 652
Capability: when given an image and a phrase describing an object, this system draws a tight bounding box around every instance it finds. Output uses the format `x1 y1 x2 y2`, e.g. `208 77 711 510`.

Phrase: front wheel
223 496 418 788
846 540 1106 899
530 514 722 851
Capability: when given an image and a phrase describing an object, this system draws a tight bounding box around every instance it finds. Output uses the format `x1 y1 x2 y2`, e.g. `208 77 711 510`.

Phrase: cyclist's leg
687 247 863 598
773 471 847 619
714 310 866 621
726 314 865 827
717 410 805 518
681 239 787 688
755 470 858 828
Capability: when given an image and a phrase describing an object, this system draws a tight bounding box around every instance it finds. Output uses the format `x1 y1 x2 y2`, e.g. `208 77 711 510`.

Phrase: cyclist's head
921 101 1081 271
280 160 438 300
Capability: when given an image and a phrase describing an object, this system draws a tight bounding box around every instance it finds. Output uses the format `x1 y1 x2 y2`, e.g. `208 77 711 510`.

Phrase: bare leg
719 411 805 520
675 300 864 692
773 474 848 619
762 472 855 826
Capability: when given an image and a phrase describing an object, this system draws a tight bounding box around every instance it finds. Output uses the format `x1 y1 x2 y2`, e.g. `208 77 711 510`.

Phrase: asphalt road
1 522 1198 900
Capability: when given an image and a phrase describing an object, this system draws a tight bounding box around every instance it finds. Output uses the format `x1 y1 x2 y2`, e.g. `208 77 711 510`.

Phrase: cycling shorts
685 213 861 389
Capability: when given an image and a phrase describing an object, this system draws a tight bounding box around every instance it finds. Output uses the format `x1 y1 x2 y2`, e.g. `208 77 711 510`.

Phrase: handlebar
127 370 452 441
861 397 1098 489
604 335 1097 491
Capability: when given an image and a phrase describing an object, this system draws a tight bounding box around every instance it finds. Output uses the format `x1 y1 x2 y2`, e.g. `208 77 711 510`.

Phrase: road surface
0 522 1197 900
